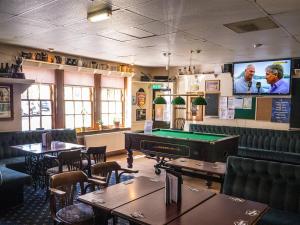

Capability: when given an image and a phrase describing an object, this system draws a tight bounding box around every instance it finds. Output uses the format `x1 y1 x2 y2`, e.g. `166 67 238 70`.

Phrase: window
21 84 53 131
101 88 123 126
64 86 93 129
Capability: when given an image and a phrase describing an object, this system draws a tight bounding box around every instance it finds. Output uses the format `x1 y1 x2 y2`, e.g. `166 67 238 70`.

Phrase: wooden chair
174 118 185 130
82 146 106 176
49 171 103 225
90 161 138 187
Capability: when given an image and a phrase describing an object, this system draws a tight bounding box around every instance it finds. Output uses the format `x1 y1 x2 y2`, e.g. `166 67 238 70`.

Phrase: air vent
224 17 279 33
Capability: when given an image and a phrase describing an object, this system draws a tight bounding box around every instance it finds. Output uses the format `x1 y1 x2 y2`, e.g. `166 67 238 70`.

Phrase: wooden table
78 176 165 224
112 185 215 225
167 194 269 225
11 142 85 188
165 158 226 189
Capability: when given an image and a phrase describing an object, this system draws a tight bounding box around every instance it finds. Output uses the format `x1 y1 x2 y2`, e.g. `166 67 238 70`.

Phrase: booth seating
0 129 77 172
0 166 31 209
223 156 300 225
189 124 300 164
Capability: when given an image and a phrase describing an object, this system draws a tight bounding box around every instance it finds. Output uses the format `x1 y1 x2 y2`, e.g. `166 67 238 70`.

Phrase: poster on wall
219 96 235 119
0 85 13 120
136 88 146 108
136 109 146 121
271 98 291 123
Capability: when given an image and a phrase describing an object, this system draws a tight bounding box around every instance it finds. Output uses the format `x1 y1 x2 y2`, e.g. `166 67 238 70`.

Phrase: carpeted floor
0 174 134 225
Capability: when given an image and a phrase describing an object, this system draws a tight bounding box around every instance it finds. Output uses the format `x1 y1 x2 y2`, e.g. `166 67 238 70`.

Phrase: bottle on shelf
0 63 4 73
5 63 9 73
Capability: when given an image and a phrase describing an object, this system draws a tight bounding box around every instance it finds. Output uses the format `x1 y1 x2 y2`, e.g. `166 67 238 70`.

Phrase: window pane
65 115 74 129
102 102 108 113
21 90 28 99
28 85 39 99
75 115 83 128
41 116 52 129
82 87 90 100
40 85 51 99
65 101 74 114
84 115 91 128
115 89 121 100
22 117 29 131
41 101 52 115
21 101 29 116
83 101 91 114
64 86 73 100
116 102 122 113
30 117 41 130
102 114 109 125
74 101 83 114
101 89 108 100
117 114 122 123
30 101 40 116
109 114 114 125
107 89 114 100
73 87 81 100
109 102 116 113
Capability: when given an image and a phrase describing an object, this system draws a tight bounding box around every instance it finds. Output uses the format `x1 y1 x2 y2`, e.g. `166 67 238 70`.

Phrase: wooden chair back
86 146 107 163
57 149 82 173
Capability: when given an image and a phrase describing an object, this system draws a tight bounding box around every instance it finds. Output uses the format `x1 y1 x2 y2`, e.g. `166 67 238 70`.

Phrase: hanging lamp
192 96 207 105
171 96 186 105
153 96 167 104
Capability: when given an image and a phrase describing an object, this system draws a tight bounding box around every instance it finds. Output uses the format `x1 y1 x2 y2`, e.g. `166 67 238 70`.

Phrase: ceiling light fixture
87 8 112 22
253 43 263 48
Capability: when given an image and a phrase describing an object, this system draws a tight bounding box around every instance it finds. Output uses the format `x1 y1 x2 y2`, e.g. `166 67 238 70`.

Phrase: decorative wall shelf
0 77 35 92
23 59 134 77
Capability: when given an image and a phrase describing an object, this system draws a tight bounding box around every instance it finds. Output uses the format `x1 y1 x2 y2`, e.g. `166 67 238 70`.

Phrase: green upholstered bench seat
189 124 300 164
258 208 300 225
223 156 300 225
0 166 31 208
0 156 25 166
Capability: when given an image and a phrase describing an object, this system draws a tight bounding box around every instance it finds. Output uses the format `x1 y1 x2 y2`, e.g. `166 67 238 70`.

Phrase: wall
177 67 290 130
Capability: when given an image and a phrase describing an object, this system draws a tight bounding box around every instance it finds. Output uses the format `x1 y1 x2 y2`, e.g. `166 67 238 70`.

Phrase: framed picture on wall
136 109 146 121
0 84 13 120
205 80 220 92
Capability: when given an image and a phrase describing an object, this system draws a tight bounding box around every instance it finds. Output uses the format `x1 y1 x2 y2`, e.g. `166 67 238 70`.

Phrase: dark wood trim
55 69 64 128
94 74 101 129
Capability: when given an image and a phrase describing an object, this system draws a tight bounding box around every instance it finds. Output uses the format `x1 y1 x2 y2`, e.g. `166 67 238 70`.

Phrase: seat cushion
257 208 300 225
56 203 94 224
0 166 31 188
0 156 25 166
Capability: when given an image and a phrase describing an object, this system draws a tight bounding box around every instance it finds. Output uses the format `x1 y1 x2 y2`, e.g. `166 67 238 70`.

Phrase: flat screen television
233 58 291 95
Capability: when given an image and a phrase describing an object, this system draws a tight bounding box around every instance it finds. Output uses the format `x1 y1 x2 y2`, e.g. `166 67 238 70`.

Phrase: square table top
10 142 85 154
166 158 226 176
112 185 215 225
78 176 165 213
167 194 269 225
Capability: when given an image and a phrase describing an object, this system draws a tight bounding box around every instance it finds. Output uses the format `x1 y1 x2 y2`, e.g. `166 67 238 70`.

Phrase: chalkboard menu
271 98 291 123
205 93 219 116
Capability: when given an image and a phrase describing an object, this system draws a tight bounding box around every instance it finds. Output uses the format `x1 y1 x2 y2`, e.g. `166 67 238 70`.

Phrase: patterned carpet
0 174 134 225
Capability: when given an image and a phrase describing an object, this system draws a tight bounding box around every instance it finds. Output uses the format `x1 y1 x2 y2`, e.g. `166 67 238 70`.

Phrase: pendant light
192 96 207 105
171 96 186 105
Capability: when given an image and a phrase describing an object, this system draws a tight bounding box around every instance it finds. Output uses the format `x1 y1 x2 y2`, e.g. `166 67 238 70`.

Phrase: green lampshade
171 96 185 105
153 96 167 104
192 96 207 105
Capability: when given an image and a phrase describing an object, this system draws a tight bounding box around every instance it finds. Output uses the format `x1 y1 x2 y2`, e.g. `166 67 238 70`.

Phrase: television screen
233 59 291 95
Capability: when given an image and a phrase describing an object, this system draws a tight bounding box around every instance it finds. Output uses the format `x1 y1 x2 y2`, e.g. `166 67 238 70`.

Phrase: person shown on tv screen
265 64 289 94
234 64 258 93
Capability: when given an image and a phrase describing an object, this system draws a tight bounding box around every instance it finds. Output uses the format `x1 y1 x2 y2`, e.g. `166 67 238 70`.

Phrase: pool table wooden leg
127 148 133 168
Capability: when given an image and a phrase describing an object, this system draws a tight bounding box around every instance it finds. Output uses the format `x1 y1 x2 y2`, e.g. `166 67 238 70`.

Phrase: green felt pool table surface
150 129 226 142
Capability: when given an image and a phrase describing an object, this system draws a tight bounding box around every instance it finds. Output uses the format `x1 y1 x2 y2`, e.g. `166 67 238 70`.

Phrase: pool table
125 129 239 170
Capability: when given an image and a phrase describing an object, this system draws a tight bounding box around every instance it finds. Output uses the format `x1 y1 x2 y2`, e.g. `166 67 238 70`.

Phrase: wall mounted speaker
223 64 233 74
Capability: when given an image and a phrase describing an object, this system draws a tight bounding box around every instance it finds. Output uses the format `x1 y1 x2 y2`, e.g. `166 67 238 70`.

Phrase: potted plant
97 119 103 130
113 118 120 128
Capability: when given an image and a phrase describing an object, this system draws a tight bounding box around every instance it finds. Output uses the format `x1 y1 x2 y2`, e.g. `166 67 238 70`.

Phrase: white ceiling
0 0 300 67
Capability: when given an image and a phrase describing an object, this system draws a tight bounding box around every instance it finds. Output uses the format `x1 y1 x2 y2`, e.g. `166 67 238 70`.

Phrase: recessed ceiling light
87 8 112 22
253 43 263 48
